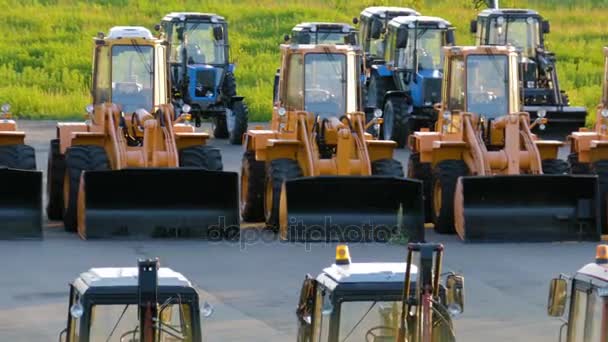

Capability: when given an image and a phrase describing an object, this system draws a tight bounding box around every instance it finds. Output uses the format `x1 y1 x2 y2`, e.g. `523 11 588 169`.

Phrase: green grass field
0 0 607 123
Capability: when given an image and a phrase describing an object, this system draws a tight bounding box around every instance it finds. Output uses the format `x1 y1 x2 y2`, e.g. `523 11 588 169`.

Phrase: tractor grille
195 69 216 97
422 78 441 106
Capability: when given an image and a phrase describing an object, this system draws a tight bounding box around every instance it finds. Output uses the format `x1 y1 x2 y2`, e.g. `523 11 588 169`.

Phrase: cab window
447 56 465 111
568 281 608 341
313 289 331 341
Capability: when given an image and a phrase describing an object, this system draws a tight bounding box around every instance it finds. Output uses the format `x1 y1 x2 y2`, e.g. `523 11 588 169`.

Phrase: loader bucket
0 168 42 239
457 174 599 242
80 168 239 239
282 176 424 242
525 105 587 140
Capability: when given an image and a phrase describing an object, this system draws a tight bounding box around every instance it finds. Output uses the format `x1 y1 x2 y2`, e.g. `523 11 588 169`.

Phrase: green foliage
0 0 607 121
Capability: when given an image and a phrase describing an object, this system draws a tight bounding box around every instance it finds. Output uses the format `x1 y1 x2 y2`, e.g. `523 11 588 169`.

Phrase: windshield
111 45 154 113
314 31 356 45
466 54 509 117
337 301 401 341
410 29 445 71
88 303 194 341
488 17 540 58
304 53 347 117
171 22 226 65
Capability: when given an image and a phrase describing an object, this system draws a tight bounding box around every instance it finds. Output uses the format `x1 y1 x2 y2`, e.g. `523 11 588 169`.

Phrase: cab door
567 280 608 341
297 275 317 342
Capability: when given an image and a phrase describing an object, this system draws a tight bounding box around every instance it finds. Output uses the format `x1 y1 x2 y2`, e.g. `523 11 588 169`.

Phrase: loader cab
288 23 358 46
440 46 520 125
275 44 362 122
548 245 608 342
59 261 205 342
92 27 169 114
357 7 420 65
384 16 454 108
470 9 549 59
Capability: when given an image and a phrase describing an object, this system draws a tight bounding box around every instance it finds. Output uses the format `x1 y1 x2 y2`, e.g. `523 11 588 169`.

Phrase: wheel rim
433 179 442 218
383 102 393 140
240 163 249 212
226 108 235 135
264 177 273 222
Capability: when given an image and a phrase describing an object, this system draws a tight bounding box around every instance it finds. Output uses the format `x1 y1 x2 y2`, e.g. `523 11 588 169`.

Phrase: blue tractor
365 16 454 147
159 12 248 145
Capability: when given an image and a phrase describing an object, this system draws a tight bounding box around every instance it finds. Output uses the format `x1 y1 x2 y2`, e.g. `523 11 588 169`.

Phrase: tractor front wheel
264 159 302 231
63 145 109 232
383 97 411 148
179 145 223 171
241 150 265 222
228 101 249 145
431 160 467 234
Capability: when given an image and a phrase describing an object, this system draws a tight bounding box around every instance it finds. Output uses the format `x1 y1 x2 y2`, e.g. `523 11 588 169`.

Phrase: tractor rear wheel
241 150 265 222
0 144 36 170
63 145 109 232
408 153 432 222
592 160 608 234
371 158 404 177
568 153 590 174
47 139 65 220
542 159 569 174
383 97 411 148
228 101 249 145
265 159 302 231
179 145 223 171
431 160 468 234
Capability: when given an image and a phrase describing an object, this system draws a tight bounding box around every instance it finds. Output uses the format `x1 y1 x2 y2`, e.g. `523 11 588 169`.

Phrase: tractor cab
356 7 420 66
548 245 608 341
59 259 210 342
92 27 168 115
287 22 358 46
296 245 463 342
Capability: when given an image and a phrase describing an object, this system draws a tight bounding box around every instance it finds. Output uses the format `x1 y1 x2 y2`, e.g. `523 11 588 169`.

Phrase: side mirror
201 301 215 318
470 20 478 34
370 20 382 39
176 27 184 41
213 25 224 41
59 328 67 342
547 278 567 317
284 34 290 42
347 32 358 45
542 20 551 34
446 30 455 46
396 30 407 49
353 17 359 25
154 24 161 32
446 274 465 315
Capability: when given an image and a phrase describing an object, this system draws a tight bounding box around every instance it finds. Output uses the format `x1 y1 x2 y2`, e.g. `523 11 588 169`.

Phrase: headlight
182 104 191 113
373 108 383 118
443 110 451 120
447 303 463 316
205 91 214 98
1 103 10 113
278 107 287 116
537 109 547 118
70 301 84 318
601 109 608 118
497 16 505 25
85 104 94 114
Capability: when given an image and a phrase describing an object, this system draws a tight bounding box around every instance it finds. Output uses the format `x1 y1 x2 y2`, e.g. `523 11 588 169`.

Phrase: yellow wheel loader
410 45 599 242
295 244 464 342
241 44 424 242
569 47 608 236
46 27 238 239
0 103 42 239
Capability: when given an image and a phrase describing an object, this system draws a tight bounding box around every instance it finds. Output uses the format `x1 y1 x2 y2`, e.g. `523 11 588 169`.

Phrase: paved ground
0 120 593 341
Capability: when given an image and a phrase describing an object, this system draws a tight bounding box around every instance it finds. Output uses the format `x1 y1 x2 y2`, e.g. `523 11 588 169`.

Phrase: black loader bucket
80 168 239 239
0 168 42 239
282 176 424 242
457 174 599 242
526 105 587 140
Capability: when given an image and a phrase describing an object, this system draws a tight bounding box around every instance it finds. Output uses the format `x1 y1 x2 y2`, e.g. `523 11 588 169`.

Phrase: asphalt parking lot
0 120 595 341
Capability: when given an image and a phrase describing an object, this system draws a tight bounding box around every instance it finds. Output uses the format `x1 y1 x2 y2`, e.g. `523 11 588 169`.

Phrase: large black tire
383 97 412 148
241 150 265 222
179 145 223 171
408 153 432 223
431 160 468 234
371 158 404 177
222 71 238 100
228 101 248 145
47 139 65 220
592 160 608 234
366 73 393 109
568 153 590 174
542 159 569 174
213 117 229 139
0 144 36 170
63 145 109 232
265 159 302 231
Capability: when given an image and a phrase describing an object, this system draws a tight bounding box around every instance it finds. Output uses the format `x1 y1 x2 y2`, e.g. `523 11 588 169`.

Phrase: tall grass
0 0 606 122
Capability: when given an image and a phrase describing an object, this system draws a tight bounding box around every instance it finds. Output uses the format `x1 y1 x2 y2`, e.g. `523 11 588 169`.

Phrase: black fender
383 90 412 106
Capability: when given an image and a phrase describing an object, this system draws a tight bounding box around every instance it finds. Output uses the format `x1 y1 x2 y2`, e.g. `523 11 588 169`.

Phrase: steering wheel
304 88 333 102
365 326 396 342
119 329 138 342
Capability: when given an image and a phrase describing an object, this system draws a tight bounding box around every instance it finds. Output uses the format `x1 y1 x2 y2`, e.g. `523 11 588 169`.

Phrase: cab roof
281 43 361 53
106 26 155 40
389 16 452 29
292 22 356 32
576 263 608 285
75 267 192 288
162 12 226 23
361 6 420 19
477 8 541 17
